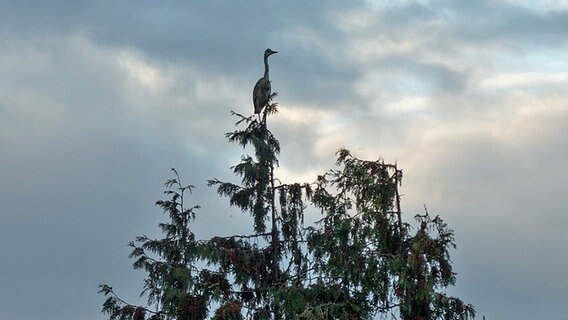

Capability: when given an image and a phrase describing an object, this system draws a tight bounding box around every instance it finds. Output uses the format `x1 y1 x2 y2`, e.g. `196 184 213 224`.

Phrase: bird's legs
261 108 268 125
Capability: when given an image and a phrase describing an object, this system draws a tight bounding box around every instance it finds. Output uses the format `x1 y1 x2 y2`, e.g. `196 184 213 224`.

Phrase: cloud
481 71 568 89
1 1 568 319
0 31 246 319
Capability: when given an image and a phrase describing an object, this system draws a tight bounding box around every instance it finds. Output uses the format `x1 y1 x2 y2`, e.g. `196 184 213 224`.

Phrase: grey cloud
0 33 243 320
430 0 568 48
1 1 365 110
393 105 568 319
1 1 568 319
1 1 358 68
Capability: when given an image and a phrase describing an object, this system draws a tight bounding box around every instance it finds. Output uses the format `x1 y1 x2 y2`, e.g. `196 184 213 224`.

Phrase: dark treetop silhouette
99 48 475 320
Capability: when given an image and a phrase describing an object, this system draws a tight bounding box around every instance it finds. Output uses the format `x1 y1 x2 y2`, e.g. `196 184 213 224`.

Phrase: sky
0 0 567 319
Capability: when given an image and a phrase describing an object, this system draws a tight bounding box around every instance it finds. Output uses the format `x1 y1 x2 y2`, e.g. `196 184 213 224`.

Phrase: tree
100 95 475 319
303 150 475 319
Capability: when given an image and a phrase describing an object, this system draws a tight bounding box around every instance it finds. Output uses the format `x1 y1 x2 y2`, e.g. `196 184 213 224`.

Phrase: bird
253 48 278 116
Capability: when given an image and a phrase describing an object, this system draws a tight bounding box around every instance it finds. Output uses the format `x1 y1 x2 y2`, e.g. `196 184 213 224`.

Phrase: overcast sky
1 1 567 319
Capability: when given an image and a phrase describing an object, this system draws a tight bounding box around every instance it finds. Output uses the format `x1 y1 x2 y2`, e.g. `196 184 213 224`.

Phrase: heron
253 48 278 117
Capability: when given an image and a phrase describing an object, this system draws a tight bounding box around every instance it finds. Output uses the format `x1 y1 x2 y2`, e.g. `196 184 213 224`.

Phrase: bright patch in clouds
276 105 331 125
118 52 168 95
481 72 568 89
384 96 429 113
507 0 568 11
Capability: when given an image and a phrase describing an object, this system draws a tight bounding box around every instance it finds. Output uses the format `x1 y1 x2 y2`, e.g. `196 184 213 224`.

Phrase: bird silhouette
253 48 278 116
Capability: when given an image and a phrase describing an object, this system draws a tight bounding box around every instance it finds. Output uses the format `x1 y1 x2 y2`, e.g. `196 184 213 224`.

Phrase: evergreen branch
230 110 255 125
198 232 272 242
98 285 166 316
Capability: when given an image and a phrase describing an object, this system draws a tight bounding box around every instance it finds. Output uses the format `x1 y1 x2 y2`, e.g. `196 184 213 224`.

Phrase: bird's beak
272 51 278 55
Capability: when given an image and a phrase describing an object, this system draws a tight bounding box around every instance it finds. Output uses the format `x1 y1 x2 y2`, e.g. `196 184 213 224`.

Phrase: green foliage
305 150 474 320
100 169 213 320
212 301 244 320
100 98 474 319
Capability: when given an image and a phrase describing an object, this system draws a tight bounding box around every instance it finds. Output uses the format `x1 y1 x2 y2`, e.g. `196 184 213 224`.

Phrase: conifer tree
301 149 475 319
100 94 475 319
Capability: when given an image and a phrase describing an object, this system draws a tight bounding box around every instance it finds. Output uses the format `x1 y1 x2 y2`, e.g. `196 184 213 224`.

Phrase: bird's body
253 48 277 114
253 77 271 114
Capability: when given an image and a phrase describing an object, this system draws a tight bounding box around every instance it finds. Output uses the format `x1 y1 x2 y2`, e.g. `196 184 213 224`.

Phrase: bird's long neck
263 55 270 80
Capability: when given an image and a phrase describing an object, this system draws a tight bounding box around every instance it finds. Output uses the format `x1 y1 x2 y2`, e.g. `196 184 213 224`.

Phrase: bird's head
264 48 278 57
